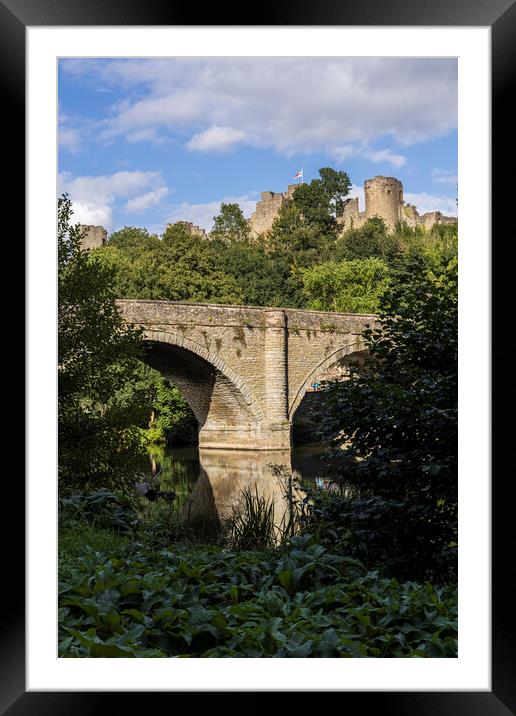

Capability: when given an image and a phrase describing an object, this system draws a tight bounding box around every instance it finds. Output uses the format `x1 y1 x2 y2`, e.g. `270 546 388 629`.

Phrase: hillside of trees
91 167 458 316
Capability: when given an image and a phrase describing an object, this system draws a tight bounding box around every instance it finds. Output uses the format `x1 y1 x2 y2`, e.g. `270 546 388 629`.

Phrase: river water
140 443 337 536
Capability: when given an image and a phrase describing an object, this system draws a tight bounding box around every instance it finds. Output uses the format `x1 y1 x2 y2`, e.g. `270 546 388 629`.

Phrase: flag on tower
294 169 303 180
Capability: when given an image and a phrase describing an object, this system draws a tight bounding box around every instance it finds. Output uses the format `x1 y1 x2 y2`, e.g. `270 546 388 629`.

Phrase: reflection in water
144 444 332 536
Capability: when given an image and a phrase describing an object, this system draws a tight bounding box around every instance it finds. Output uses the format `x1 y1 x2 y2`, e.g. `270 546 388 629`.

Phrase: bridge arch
142 330 266 449
289 340 367 420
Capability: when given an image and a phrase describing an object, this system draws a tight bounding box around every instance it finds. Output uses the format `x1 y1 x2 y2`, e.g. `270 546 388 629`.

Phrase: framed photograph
7 0 509 710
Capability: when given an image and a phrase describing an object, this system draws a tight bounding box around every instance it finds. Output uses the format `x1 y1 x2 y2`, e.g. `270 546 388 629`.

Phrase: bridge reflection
181 449 294 535
148 445 331 537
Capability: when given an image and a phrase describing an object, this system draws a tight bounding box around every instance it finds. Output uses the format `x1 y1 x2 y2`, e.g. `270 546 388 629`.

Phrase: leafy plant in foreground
58 535 457 658
59 489 138 533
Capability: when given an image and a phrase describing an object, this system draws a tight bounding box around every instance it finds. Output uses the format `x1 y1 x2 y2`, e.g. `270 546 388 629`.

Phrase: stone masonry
78 225 107 250
248 184 298 236
118 300 374 450
247 175 457 236
339 175 457 233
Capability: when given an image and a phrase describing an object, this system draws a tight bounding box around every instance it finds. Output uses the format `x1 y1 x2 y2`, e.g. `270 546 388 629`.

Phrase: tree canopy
58 197 148 491
302 257 390 314
92 225 243 304
211 202 250 243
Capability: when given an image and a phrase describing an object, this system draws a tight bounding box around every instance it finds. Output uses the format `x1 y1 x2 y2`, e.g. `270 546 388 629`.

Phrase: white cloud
165 194 258 232
332 145 407 168
186 125 246 152
61 58 457 156
404 191 457 217
58 104 86 154
364 148 407 168
124 187 169 212
432 168 458 185
58 170 167 230
68 201 114 227
332 145 358 163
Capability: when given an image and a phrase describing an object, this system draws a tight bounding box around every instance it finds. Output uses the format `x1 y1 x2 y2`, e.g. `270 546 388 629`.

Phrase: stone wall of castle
248 175 457 236
248 184 298 236
78 225 107 250
339 175 457 233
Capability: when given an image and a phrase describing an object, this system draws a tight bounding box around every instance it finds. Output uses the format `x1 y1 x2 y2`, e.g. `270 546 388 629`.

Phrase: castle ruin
339 176 457 233
248 175 457 236
77 175 456 249
248 184 298 237
78 225 107 250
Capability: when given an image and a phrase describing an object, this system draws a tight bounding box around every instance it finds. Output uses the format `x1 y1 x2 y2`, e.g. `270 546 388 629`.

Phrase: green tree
109 226 160 250
266 202 334 307
92 225 244 304
314 253 458 580
162 221 197 245
116 362 197 446
58 196 148 492
302 257 390 314
292 167 352 227
336 217 401 263
211 202 250 243
216 239 297 308
268 202 330 259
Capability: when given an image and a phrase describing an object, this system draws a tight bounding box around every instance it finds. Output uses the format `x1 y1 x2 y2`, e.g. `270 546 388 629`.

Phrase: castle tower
78 225 107 250
364 176 403 232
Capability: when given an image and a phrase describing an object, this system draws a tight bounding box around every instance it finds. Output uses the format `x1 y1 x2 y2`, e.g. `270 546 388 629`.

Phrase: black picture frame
6 0 510 711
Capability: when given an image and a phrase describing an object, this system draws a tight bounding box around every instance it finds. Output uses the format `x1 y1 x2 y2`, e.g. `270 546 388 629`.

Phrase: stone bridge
118 300 376 450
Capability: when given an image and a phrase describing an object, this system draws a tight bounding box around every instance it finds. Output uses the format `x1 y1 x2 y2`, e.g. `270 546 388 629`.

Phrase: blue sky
58 57 458 234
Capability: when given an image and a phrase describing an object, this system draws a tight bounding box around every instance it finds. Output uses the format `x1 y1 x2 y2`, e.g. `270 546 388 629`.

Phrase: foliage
292 167 352 227
211 202 251 243
108 226 160 250
265 202 335 307
312 252 458 580
58 196 148 492
392 222 458 278
215 239 301 308
147 377 196 445
115 361 196 446
267 202 334 264
58 534 457 658
59 489 138 533
58 523 131 584
302 257 390 314
92 225 243 304
336 217 401 263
